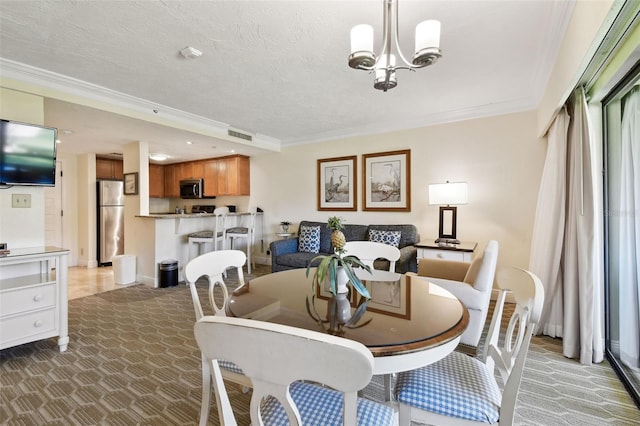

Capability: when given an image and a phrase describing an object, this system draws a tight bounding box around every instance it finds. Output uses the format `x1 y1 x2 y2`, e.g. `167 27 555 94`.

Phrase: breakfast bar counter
132 212 261 287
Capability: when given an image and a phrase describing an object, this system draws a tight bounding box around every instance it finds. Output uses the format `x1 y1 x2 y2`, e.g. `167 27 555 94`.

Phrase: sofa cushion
368 229 401 247
298 225 321 253
278 252 323 269
368 224 419 248
298 221 332 253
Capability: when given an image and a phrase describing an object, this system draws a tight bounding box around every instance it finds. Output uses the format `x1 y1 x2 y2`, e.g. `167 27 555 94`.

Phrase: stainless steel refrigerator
97 180 124 265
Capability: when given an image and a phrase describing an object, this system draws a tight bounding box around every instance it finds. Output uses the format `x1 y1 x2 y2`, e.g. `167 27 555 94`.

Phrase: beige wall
250 110 546 273
537 0 615 135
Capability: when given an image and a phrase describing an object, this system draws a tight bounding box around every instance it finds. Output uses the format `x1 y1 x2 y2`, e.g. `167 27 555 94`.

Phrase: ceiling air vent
228 130 253 142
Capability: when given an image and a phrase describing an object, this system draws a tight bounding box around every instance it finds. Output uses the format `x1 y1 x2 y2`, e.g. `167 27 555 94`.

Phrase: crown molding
0 58 281 151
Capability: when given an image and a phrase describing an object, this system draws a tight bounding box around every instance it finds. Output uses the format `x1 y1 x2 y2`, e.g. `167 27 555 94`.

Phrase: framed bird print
317 156 357 211
363 149 411 211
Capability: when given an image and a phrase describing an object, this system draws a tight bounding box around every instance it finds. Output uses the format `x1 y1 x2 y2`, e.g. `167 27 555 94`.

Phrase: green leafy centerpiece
305 216 372 335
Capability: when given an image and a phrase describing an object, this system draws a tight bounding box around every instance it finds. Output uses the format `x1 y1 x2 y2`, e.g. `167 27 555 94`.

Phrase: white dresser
0 246 70 352
415 240 477 262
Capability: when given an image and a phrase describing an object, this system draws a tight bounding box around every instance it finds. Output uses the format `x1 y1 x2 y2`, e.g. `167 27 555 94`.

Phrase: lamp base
435 238 461 246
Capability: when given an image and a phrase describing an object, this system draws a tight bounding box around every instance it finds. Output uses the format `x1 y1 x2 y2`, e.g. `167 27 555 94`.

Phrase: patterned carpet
1 265 638 425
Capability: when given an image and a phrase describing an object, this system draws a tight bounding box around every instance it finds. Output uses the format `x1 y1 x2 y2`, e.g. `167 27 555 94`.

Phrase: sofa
270 220 419 273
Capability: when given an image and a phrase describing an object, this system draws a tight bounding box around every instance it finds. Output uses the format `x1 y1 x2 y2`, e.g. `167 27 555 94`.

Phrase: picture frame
364 274 411 319
362 149 411 211
123 172 138 195
317 156 357 211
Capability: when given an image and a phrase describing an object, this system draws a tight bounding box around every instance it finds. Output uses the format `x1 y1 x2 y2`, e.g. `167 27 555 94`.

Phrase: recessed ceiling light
55 139 61 144
186 141 193 145
149 153 169 161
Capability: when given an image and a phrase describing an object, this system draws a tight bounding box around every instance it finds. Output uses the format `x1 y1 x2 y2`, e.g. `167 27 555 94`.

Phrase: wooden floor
67 265 135 300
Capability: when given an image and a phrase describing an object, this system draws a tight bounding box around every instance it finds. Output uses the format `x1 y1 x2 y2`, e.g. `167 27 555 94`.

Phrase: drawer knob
437 253 444 258
33 294 42 302
34 320 43 327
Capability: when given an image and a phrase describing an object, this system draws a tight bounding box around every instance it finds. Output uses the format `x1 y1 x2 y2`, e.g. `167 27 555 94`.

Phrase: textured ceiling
0 0 574 163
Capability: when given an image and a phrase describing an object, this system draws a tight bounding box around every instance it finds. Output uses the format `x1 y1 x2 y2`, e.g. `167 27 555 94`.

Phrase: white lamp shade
415 20 441 52
429 182 468 205
351 24 374 54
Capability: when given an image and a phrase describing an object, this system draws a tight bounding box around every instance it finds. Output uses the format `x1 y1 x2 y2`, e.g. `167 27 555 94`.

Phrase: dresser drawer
0 284 56 317
418 248 470 262
0 308 57 346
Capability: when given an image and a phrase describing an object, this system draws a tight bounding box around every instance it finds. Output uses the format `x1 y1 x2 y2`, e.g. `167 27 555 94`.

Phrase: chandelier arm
390 0 415 69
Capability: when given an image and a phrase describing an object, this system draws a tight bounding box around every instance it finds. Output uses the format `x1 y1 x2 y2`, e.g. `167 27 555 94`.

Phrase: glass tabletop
228 268 468 357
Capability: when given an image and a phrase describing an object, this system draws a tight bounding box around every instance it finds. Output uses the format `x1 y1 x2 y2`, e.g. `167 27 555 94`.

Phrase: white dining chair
343 240 401 272
225 207 257 274
193 315 397 426
394 267 545 426
184 249 251 426
187 207 230 260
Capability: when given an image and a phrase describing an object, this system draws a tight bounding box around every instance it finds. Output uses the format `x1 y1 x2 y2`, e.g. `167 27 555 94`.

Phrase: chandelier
348 0 442 91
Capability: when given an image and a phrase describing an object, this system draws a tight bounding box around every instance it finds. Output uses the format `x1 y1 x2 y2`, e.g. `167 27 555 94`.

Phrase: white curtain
529 107 568 338
618 87 640 369
530 87 604 364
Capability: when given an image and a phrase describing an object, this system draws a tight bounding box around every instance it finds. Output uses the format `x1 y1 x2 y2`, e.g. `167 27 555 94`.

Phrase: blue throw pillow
368 229 401 247
299 225 321 253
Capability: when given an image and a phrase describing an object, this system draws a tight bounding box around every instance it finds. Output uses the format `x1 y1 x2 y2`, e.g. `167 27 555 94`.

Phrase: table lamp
428 181 468 245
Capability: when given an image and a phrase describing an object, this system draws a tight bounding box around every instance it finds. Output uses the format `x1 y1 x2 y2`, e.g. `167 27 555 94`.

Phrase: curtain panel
529 87 604 365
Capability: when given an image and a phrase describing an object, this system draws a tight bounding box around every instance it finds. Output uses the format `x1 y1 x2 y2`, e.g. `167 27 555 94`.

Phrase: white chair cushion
394 351 502 423
261 381 395 425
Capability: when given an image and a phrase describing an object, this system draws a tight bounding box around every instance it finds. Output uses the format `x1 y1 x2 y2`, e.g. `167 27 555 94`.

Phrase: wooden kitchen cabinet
96 158 123 180
217 155 250 195
163 164 179 198
162 155 249 198
149 164 164 198
203 159 219 197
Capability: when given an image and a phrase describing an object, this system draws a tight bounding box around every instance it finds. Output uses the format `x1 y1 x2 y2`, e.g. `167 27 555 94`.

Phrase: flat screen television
0 119 57 186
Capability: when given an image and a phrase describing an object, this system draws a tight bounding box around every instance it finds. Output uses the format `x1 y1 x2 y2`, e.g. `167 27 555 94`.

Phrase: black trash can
159 259 179 288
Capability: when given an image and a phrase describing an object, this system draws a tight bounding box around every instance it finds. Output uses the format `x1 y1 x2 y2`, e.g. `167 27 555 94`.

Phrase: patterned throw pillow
298 225 321 253
368 229 401 247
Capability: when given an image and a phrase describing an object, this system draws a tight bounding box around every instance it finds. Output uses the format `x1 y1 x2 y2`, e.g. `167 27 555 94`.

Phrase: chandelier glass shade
348 0 442 91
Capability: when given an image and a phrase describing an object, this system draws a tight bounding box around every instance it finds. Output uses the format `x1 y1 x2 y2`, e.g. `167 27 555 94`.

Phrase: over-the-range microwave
179 178 204 199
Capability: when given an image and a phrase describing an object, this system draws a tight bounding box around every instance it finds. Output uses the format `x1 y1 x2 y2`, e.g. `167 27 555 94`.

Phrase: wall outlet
11 194 31 208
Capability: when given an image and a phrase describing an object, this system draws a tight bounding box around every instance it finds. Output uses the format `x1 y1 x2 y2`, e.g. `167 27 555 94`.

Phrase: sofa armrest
417 258 470 282
270 238 299 258
427 277 486 311
396 245 417 273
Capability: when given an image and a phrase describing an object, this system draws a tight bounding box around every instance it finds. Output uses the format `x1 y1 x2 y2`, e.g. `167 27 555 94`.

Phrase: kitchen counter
132 212 262 287
138 212 258 219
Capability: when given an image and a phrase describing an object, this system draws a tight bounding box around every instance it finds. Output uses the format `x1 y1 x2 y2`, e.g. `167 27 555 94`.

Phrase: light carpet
1 265 638 425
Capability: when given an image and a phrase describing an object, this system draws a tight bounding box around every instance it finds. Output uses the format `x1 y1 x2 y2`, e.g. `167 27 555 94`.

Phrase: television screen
0 120 57 186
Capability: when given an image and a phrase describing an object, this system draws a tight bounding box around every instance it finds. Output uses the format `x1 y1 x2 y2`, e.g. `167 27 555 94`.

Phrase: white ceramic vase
335 266 350 294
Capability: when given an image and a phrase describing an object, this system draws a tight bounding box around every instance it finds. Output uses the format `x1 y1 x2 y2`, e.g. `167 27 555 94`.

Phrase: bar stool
225 207 257 274
188 207 229 259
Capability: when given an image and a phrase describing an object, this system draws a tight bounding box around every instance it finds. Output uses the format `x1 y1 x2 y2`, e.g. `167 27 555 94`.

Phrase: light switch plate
11 194 31 208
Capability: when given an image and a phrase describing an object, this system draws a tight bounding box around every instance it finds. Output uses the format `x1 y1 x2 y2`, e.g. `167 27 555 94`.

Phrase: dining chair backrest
184 249 246 320
193 315 377 426
483 267 544 423
343 240 401 271
184 250 251 425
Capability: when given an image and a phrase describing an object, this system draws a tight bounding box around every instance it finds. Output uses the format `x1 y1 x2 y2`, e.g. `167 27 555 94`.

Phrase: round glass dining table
228 268 469 380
